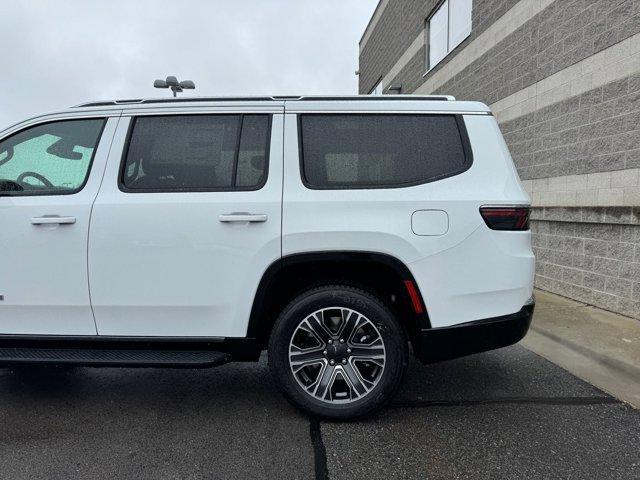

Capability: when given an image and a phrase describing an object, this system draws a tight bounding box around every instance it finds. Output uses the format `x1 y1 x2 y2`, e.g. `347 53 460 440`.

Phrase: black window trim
297 112 473 190
118 113 273 194
0 117 108 197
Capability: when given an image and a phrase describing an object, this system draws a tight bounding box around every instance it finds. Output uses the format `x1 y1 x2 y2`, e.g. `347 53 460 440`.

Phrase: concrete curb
521 290 640 409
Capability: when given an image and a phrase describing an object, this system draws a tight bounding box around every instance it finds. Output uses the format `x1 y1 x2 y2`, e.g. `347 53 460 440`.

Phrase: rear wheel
268 285 408 419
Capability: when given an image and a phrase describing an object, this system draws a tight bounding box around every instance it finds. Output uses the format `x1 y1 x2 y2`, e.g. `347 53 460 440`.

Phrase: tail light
480 206 530 231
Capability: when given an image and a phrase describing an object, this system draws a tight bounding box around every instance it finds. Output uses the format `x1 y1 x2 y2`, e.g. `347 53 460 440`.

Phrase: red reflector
479 206 530 231
404 280 424 314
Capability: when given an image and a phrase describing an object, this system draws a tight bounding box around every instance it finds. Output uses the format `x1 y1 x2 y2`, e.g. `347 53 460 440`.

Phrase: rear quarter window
299 114 472 189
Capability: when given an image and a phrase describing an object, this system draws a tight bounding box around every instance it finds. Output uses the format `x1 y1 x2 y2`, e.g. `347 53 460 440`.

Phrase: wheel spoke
289 347 326 369
313 363 335 399
349 343 385 361
304 314 332 343
341 363 369 396
339 310 363 343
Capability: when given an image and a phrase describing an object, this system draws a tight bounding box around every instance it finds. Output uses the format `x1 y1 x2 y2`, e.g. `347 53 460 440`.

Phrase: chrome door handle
218 213 268 223
30 215 77 225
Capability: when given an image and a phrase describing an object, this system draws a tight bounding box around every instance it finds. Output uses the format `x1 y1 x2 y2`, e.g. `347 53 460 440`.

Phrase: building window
369 80 383 95
426 0 472 72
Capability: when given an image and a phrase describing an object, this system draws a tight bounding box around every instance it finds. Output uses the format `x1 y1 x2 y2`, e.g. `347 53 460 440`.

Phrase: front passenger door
0 116 118 335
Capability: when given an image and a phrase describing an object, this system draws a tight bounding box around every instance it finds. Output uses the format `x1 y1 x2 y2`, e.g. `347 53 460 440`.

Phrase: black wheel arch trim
247 251 432 342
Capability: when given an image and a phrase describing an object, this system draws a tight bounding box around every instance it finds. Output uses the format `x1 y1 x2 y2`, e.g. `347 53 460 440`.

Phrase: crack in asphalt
309 418 329 480
390 396 623 408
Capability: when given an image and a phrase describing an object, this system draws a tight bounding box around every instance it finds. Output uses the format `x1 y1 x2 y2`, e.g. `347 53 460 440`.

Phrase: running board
0 348 230 368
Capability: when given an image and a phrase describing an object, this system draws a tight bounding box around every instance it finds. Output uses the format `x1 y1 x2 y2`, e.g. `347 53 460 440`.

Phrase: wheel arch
247 251 431 350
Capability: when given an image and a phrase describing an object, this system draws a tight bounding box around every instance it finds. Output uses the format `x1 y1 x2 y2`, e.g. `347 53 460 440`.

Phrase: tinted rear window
299 114 471 188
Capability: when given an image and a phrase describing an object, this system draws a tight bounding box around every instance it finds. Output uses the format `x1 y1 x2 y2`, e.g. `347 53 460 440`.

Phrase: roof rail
73 96 276 107
73 94 456 108
295 95 455 101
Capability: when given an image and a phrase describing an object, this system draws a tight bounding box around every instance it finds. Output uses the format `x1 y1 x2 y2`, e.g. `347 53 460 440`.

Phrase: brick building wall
358 0 640 320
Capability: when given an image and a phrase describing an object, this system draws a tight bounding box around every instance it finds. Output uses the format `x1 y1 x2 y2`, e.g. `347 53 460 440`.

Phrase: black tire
268 285 409 420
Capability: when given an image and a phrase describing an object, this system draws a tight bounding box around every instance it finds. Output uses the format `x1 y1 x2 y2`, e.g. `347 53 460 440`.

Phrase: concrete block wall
427 0 640 105
521 169 640 208
359 0 640 320
500 75 640 181
532 208 640 318
358 0 520 94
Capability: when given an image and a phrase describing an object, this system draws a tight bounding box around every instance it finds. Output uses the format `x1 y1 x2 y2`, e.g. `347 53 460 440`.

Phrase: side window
299 114 471 189
0 119 105 196
236 115 270 188
121 114 271 192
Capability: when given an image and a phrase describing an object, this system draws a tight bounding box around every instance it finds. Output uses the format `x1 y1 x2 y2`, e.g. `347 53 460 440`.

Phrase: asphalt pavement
0 345 638 480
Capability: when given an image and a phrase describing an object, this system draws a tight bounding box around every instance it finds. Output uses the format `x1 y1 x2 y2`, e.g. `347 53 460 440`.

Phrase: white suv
0 95 534 418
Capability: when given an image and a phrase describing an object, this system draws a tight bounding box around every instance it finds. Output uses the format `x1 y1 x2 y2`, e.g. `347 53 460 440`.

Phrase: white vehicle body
282 101 533 329
0 95 534 367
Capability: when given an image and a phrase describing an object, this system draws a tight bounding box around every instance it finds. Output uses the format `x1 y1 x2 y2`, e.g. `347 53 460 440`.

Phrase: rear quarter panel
282 111 534 328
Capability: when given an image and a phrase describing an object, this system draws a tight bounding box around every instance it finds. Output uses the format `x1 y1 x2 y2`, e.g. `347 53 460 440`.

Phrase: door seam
86 112 123 335
280 112 285 260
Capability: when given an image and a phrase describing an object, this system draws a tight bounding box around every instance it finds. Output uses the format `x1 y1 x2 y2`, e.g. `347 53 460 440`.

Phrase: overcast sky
0 0 376 129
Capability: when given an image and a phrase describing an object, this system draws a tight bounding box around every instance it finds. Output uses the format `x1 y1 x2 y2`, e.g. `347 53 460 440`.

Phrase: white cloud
0 0 376 128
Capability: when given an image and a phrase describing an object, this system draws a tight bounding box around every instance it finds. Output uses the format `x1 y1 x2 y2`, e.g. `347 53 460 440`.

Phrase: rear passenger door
89 108 283 337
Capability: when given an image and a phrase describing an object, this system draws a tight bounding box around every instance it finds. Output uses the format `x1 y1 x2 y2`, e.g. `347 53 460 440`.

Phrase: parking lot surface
0 346 638 480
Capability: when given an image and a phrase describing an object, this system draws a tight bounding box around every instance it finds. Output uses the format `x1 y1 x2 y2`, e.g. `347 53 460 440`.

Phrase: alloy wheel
288 307 386 404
